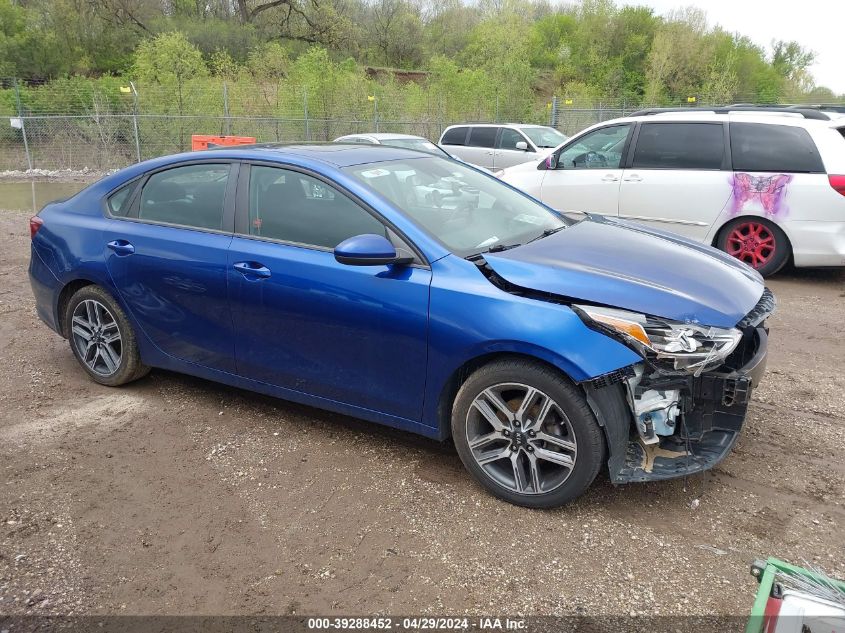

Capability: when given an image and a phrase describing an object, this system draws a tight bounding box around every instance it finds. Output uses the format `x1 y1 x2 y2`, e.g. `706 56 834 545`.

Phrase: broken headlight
573 305 742 374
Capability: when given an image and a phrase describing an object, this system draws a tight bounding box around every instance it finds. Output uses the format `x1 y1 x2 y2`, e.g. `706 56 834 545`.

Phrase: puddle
0 181 88 212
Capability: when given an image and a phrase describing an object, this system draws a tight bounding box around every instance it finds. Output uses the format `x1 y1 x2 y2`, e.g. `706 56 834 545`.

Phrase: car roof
201 142 430 167
337 133 429 141
608 111 835 127
443 123 554 129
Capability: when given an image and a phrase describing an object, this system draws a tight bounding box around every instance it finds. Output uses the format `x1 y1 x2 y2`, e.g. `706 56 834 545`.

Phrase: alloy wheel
466 383 577 495
71 299 123 377
726 221 776 269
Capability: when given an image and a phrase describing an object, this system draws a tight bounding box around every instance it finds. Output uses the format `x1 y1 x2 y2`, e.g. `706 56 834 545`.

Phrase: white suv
439 124 568 171
499 108 845 276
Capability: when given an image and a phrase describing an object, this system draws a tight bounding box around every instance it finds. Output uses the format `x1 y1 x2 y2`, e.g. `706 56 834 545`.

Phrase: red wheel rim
726 221 776 269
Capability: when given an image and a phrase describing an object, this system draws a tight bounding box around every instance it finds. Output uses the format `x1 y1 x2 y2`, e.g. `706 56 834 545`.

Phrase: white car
333 132 488 171
438 124 568 171
499 107 845 276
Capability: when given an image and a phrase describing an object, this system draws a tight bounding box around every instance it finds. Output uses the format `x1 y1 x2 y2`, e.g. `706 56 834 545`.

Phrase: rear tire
451 359 605 509
717 217 790 277
64 285 149 386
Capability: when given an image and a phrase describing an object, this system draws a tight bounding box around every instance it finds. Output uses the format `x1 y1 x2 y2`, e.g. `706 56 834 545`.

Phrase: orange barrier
191 135 256 151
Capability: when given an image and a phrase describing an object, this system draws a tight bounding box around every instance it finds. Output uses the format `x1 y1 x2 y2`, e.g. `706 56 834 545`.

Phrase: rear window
467 127 497 149
730 123 824 173
632 123 725 170
107 182 135 217
441 127 468 146
139 164 230 230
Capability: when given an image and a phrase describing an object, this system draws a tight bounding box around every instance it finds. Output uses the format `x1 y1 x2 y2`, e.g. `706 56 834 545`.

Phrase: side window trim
554 123 634 170
620 123 637 169
497 128 530 151
627 121 727 171
722 122 733 171
101 176 142 218
122 160 238 234
442 126 470 146
467 126 498 149
236 161 429 267
728 122 825 173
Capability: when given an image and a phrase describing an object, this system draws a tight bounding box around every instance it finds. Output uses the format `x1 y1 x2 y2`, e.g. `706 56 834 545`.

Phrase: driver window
498 128 527 151
556 124 631 170
247 166 386 249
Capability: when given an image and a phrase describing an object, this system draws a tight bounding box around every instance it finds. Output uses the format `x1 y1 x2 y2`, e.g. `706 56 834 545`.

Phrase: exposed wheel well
56 279 95 337
436 352 578 440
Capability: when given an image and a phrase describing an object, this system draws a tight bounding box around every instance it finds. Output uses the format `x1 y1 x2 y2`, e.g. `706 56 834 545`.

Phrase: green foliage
0 0 839 117
134 32 208 85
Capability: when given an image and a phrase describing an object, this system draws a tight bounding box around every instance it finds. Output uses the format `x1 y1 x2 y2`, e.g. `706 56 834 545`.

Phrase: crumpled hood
483 215 765 328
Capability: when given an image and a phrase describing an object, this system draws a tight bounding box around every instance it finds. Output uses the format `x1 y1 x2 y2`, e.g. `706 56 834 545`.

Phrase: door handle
107 239 134 256
623 174 642 182
233 261 271 279
601 175 619 182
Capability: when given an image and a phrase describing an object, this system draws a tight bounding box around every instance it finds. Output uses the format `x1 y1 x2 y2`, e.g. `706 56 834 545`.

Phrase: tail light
829 175 845 197
29 216 44 239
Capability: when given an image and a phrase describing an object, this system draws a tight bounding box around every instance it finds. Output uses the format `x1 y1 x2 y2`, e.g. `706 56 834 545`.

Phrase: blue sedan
28 144 772 507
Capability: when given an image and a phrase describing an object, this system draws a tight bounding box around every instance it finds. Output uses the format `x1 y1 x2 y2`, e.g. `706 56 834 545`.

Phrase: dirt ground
1 206 843 618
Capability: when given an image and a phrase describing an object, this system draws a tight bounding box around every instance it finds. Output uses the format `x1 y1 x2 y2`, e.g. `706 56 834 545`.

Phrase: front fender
421 255 641 432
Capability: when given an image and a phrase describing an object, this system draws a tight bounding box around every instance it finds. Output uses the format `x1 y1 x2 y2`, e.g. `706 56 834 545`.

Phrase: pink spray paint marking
730 173 793 218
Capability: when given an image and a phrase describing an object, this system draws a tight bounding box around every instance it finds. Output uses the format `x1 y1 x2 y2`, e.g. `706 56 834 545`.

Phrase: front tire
64 285 149 386
451 359 605 508
717 217 790 277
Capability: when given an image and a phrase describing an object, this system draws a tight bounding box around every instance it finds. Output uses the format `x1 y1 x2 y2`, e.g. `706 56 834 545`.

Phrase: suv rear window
468 127 497 148
632 123 725 170
730 123 824 173
441 127 468 146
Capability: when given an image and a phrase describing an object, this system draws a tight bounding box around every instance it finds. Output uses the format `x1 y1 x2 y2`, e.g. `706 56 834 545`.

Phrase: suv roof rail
628 106 831 120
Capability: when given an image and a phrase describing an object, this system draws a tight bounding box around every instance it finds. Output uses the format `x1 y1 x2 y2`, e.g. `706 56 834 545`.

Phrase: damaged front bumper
586 325 768 484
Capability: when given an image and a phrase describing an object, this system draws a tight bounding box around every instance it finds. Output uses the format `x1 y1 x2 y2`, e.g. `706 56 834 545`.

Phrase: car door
227 163 432 421
538 123 633 217
103 161 238 372
617 122 731 241
439 126 471 164
457 127 498 170
495 128 535 169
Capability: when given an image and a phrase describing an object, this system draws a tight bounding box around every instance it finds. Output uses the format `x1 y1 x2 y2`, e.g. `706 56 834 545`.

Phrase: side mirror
515 140 529 151
543 153 558 170
334 234 412 266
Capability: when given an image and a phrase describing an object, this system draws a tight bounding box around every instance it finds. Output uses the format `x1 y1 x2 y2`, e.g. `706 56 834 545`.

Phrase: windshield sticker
359 168 391 178
512 213 546 225
730 173 792 217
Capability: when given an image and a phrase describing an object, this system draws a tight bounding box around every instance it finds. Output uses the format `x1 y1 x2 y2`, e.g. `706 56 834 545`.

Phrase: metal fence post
130 81 141 163
223 82 231 136
373 96 379 133
14 78 33 171
303 88 310 141
550 95 559 128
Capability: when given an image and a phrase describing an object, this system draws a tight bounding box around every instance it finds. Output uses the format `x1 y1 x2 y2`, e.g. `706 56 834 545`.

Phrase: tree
134 32 207 148
369 0 424 67
772 40 815 95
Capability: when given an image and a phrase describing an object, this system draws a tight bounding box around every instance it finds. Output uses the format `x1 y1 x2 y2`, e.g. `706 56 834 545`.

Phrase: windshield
344 157 567 257
380 138 450 157
520 127 568 148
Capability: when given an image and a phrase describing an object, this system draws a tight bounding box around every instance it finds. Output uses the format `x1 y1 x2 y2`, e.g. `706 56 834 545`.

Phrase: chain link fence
2 77 840 172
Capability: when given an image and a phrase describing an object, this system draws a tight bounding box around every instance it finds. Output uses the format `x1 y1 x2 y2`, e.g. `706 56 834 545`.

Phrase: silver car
332 133 451 156
438 124 568 170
